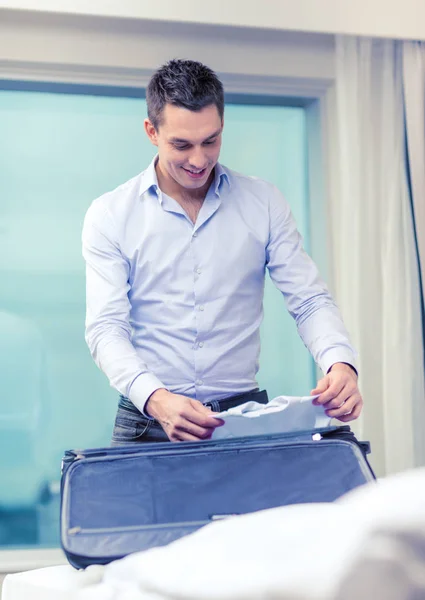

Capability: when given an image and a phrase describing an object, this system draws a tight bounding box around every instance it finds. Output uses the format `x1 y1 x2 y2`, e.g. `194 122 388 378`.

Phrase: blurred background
0 0 424 568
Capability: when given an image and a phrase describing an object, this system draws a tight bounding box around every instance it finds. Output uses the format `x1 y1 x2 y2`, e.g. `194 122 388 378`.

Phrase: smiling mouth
182 167 207 179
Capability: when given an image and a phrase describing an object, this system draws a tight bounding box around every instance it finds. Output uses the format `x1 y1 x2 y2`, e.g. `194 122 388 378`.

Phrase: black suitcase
60 427 375 569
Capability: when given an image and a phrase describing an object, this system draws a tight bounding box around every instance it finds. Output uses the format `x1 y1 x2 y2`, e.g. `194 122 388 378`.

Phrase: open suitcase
60 426 375 569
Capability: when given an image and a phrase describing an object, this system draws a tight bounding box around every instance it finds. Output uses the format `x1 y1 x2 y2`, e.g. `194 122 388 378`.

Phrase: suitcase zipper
64 430 330 461
61 431 328 474
63 522 208 569
67 521 207 536
68 527 82 535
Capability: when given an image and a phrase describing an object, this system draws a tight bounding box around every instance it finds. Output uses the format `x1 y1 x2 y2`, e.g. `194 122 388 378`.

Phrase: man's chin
184 178 207 188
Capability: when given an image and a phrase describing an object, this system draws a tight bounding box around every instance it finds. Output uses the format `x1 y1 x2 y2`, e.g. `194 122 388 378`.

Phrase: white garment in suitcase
211 394 330 439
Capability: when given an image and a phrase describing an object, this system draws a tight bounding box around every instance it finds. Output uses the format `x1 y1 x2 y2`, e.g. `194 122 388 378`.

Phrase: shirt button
199 305 204 311
193 232 198 237
196 268 202 275
196 380 204 386
198 342 204 348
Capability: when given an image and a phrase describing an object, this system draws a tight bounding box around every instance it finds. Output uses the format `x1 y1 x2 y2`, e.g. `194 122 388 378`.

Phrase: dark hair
146 59 224 130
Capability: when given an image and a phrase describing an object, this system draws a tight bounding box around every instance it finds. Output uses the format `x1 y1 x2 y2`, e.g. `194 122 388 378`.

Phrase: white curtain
327 36 425 477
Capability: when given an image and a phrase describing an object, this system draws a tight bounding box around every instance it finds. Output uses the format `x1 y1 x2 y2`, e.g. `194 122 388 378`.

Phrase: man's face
145 103 223 191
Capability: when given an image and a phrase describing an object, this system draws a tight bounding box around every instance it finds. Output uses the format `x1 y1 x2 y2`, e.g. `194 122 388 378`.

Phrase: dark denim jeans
111 389 268 446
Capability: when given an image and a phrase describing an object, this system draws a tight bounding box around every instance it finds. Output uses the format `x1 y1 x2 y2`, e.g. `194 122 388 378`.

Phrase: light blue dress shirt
82 157 356 415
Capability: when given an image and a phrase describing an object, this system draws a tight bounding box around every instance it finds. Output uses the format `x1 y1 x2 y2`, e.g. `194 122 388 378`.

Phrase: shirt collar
138 155 161 197
138 155 231 199
213 161 231 196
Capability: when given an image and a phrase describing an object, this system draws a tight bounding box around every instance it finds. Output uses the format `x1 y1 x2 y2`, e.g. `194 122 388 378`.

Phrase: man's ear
144 119 158 146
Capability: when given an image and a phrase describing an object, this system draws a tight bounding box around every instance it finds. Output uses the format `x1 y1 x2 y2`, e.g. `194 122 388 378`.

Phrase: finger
170 431 201 442
311 377 329 396
191 400 223 420
325 394 359 418
186 401 225 428
315 379 346 405
337 413 355 423
191 399 213 414
337 400 363 422
188 412 224 428
175 419 215 439
175 426 216 441
322 384 352 410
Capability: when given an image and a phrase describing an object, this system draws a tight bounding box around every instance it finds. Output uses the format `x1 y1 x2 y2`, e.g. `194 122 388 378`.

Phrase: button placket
192 239 206 394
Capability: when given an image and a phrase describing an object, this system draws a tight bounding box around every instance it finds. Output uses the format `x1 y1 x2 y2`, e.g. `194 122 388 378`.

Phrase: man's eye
204 139 217 145
174 145 189 151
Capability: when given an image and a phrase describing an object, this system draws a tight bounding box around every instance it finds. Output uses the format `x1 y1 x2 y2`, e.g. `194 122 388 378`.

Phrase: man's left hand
310 363 363 422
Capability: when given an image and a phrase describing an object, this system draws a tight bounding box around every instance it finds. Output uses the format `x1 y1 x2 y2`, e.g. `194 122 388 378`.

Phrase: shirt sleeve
82 201 165 416
265 185 358 374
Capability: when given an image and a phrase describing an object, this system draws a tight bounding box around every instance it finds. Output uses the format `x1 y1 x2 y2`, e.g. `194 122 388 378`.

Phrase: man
82 59 363 445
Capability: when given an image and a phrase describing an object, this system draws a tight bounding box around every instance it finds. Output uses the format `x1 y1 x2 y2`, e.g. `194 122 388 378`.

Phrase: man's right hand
145 388 225 442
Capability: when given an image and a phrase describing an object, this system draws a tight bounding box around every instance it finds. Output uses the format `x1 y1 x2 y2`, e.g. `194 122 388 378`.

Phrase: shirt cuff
319 349 358 377
128 372 167 418
328 362 358 376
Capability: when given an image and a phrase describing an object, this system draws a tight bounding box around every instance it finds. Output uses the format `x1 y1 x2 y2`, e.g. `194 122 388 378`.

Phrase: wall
0 0 424 40
0 10 335 87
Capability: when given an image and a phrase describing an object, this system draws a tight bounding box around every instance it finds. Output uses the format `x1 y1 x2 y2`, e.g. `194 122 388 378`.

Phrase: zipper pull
68 527 82 535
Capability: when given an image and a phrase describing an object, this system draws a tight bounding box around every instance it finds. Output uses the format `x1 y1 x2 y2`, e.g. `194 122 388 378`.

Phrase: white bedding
4 467 425 600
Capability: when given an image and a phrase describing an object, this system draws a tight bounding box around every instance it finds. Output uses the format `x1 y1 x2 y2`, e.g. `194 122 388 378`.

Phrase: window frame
0 17 336 569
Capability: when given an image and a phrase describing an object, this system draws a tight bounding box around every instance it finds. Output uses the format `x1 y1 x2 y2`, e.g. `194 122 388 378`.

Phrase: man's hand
145 389 225 442
310 363 363 422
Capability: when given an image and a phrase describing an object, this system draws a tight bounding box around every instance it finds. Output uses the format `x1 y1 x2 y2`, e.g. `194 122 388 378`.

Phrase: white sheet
82 468 425 599
4 469 425 600
2 565 103 600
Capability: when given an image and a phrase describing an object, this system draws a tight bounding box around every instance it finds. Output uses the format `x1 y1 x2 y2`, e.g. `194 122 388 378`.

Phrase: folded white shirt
211 394 330 439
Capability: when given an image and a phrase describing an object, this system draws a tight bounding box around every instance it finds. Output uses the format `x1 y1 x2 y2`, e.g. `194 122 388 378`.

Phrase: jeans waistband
204 389 268 413
119 389 269 418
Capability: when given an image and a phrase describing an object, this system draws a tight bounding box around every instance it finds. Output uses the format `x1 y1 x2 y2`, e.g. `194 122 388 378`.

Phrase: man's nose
188 149 207 169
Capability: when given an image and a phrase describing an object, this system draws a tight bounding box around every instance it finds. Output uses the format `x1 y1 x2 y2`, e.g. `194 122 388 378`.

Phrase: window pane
0 90 314 548
220 105 314 399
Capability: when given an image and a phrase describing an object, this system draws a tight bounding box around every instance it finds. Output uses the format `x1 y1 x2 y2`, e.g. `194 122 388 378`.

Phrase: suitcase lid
61 430 374 568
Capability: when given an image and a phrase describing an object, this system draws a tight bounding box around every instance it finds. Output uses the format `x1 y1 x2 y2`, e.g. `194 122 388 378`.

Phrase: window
0 89 314 548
